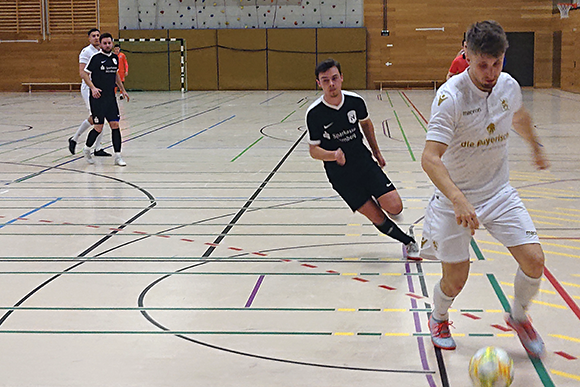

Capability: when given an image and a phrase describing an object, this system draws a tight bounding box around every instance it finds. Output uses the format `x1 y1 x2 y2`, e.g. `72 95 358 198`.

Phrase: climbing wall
118 0 364 29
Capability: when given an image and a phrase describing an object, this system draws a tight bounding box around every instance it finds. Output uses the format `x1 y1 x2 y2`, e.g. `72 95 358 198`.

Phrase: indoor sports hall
0 1 579 386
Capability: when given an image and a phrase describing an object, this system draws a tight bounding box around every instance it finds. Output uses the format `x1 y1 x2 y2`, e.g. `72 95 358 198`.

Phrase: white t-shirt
79 44 99 87
427 70 523 205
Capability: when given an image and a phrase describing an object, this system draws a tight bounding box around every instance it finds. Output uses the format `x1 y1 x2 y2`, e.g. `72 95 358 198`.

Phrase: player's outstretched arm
512 107 549 170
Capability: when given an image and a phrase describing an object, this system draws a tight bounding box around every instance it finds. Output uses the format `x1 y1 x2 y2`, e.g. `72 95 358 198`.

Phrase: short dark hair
114 44 120 48
99 32 113 42
315 58 341 79
466 21 509 57
88 28 100 36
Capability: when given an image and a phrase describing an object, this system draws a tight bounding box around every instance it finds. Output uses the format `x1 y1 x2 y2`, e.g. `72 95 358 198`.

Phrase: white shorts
420 185 540 263
81 83 91 112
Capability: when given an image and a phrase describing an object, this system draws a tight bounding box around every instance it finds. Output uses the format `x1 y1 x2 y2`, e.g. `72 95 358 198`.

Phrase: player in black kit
306 59 420 259
80 32 130 166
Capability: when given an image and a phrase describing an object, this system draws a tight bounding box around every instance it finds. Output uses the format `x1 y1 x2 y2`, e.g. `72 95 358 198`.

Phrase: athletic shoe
82 147 94 164
428 315 456 350
114 155 127 167
505 314 545 358
94 149 112 157
403 225 422 260
68 137 76 155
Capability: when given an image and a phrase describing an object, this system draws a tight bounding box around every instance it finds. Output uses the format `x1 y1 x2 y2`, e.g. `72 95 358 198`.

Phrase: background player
80 33 130 167
68 28 110 157
306 58 420 260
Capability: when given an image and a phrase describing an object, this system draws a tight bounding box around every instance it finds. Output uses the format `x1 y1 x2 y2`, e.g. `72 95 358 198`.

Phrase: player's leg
69 86 93 154
483 186 545 357
357 199 415 247
429 260 470 350
422 194 472 349
83 122 104 164
109 120 126 166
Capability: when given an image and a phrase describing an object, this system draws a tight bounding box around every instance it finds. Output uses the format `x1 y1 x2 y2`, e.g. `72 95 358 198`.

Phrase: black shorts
90 95 120 125
328 162 396 212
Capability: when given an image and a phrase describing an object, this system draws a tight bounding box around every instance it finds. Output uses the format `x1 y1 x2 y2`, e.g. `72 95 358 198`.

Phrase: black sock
374 217 413 245
112 128 121 153
86 129 99 147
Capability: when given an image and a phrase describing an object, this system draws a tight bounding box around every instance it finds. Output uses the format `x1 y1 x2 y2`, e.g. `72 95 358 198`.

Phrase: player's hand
453 196 479 236
334 148 346 166
91 88 102 98
122 91 130 102
533 148 549 170
374 152 386 168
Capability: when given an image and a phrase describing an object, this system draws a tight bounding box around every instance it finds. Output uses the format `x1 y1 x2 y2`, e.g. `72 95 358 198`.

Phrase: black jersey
85 51 119 97
306 91 374 175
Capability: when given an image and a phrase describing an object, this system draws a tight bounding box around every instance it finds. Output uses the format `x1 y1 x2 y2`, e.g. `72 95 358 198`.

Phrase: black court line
135 129 435 374
0 165 157 327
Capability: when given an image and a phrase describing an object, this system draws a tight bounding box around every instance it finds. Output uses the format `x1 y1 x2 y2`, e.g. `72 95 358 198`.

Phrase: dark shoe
68 137 76 155
94 149 112 157
119 95 124 100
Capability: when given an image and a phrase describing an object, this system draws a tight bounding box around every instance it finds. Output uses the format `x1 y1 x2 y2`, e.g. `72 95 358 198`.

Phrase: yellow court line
334 332 355 336
541 241 580 251
341 273 358 276
481 248 512 256
520 189 580 198
499 281 557 295
550 370 580 382
529 208 580 218
507 295 567 309
479 243 580 259
550 334 580 343
532 220 562 226
343 257 360 261
486 309 504 313
530 214 580 223
519 193 577 202
497 333 515 337
557 207 580 213
346 234 361 237
562 281 580 288
337 308 356 312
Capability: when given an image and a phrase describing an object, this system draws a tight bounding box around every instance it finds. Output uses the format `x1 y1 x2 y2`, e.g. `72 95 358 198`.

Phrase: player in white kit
421 21 549 358
68 28 109 157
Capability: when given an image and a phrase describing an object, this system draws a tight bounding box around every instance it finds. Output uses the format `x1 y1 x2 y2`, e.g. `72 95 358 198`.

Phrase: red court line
491 324 511 332
554 351 577 360
406 292 423 299
301 264 317 268
544 266 580 321
379 285 396 290
401 92 429 124
461 312 481 320
352 277 369 283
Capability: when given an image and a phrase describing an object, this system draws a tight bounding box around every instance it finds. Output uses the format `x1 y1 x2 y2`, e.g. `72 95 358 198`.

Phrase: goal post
117 38 187 92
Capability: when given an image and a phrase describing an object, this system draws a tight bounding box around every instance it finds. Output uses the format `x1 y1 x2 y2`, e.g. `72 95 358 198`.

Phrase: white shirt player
427 70 523 205
79 44 99 87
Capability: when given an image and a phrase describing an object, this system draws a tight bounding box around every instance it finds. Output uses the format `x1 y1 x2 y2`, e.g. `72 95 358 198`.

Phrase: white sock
94 130 104 151
115 152 122 158
432 280 455 321
511 267 541 321
73 119 91 142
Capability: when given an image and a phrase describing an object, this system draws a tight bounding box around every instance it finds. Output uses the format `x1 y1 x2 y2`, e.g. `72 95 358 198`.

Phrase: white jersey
427 70 523 205
79 44 99 87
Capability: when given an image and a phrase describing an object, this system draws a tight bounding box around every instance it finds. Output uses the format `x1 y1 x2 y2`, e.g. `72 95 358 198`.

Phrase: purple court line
406 262 437 387
245 275 265 308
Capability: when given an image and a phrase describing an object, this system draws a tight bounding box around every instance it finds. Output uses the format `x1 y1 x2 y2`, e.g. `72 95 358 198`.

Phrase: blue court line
167 115 235 149
259 92 284 105
0 198 61 229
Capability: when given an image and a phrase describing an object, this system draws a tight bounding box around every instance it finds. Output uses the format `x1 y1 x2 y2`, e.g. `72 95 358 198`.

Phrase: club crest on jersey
112 58 117 65
347 110 357 124
501 98 509 111
100 65 105 71
486 123 496 135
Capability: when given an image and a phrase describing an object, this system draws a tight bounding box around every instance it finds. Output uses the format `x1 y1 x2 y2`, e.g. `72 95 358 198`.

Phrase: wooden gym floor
0 88 579 386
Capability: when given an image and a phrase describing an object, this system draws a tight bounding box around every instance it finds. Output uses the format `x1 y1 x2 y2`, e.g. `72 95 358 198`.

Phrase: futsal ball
468 346 514 387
